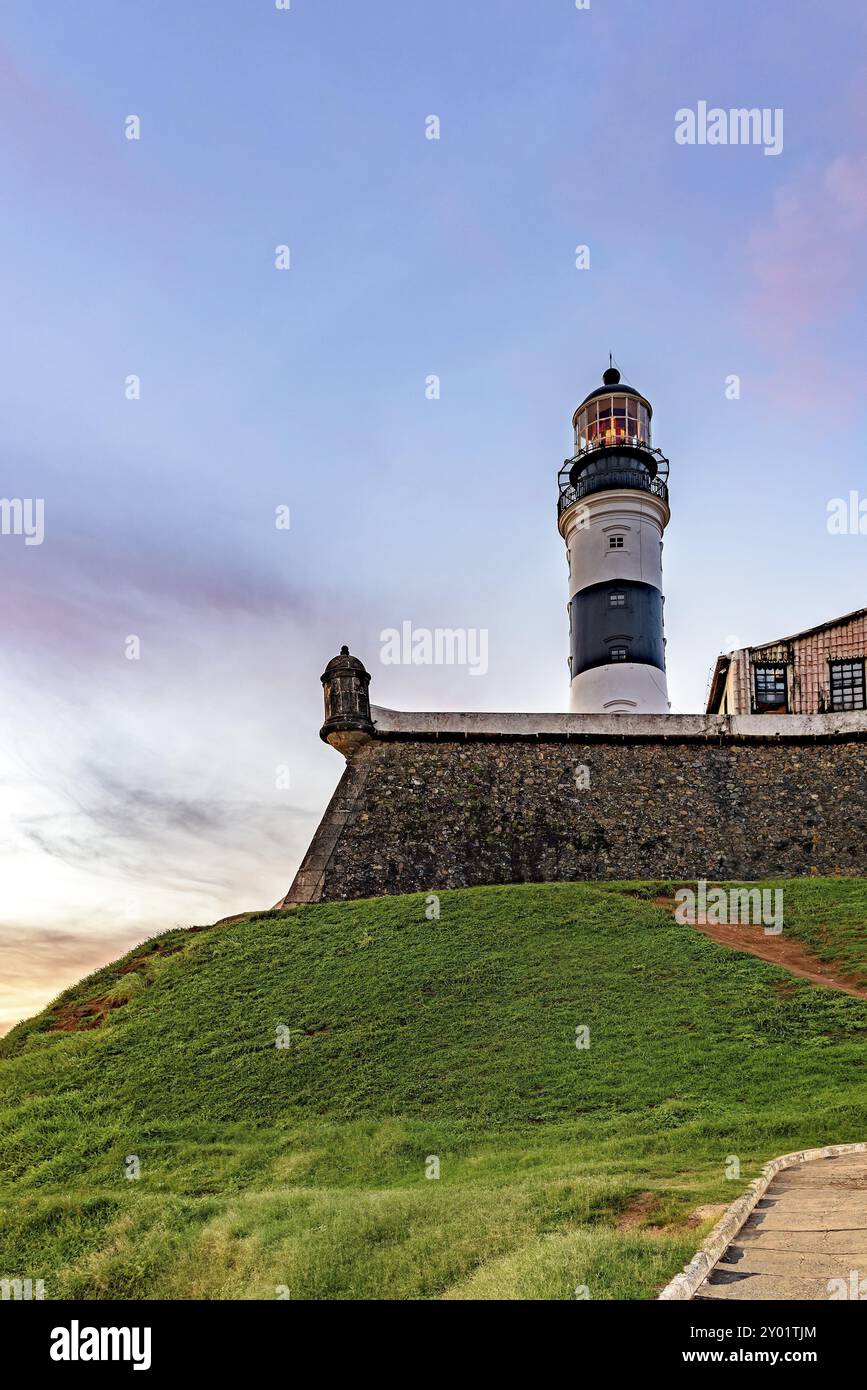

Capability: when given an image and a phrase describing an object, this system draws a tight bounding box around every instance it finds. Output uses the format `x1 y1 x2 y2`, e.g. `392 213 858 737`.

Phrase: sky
1 0 866 1031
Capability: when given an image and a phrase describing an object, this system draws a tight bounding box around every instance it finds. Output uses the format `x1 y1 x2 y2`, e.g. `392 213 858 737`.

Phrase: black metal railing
557 466 669 517
567 440 669 469
575 433 650 455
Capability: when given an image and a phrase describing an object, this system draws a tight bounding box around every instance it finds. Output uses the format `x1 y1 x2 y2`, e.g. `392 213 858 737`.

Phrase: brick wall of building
719 611 867 715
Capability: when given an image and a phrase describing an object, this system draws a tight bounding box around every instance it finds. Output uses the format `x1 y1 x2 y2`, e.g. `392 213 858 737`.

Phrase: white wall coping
368 706 867 741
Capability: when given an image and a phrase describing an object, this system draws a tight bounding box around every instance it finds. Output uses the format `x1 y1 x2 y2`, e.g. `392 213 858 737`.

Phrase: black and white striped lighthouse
557 363 671 713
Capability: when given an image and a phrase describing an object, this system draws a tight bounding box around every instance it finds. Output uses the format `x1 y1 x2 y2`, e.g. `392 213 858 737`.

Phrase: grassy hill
1 879 865 1300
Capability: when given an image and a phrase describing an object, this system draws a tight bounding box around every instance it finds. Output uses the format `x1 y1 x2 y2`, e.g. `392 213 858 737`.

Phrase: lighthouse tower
557 364 671 714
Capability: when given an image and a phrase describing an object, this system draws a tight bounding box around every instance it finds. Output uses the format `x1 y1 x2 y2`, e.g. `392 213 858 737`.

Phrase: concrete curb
657 1141 867 1300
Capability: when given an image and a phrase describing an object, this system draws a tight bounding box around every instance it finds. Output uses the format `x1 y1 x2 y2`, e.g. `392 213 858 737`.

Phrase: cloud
2 527 327 662
0 923 146 1034
16 780 298 894
0 570 342 1035
0 48 134 215
747 153 867 341
0 768 313 1033
742 96 867 414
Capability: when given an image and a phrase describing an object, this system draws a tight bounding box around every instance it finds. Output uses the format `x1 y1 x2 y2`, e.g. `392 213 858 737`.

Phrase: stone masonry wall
281 714 867 903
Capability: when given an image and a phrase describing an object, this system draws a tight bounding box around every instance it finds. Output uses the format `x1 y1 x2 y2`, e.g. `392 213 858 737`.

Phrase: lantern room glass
575 395 650 453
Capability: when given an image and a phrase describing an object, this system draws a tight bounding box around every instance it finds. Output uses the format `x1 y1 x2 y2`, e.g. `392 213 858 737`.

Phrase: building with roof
706 609 867 716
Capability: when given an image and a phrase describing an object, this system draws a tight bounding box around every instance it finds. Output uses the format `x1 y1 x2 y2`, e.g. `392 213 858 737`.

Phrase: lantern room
572 364 652 455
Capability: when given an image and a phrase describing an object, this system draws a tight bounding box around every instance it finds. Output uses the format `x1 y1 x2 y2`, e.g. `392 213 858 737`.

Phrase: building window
830 659 866 711
608 535 624 549
609 646 628 662
754 664 787 712
608 590 626 608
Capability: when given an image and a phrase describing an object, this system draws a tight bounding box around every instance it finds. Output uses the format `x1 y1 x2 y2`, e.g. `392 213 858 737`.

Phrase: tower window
754 664 787 712
608 535 624 549
830 659 866 711
608 590 626 608
609 646 628 662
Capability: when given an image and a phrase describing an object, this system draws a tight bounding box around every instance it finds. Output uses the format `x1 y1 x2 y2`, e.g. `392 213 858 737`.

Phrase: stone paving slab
696 1274 848 1301
716 1251 867 1278
719 1247 867 1275
736 1229 867 1254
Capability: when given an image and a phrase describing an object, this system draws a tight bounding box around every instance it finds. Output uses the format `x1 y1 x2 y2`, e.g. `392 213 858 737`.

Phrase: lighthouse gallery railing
557 465 669 518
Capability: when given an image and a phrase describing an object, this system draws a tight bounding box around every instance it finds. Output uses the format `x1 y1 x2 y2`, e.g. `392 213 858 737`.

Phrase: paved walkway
694 1153 867 1300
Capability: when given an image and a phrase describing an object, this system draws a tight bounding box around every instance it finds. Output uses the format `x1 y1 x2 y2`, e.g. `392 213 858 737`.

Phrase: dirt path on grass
654 897 867 1002
694 1151 867 1301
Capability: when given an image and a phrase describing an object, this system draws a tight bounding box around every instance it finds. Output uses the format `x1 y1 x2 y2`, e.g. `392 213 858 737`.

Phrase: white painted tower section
561 490 668 596
559 488 670 713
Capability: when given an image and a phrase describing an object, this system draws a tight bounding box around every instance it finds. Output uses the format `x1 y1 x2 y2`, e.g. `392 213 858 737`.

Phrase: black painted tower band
569 578 665 677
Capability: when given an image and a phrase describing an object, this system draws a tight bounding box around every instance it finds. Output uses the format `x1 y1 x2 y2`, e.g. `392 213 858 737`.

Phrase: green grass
1 880 865 1299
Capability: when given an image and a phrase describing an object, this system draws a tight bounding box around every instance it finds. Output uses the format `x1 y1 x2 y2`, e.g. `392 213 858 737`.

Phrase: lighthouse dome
322 645 368 677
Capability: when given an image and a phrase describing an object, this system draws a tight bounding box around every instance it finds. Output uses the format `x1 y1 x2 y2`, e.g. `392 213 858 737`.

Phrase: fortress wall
280 710 867 904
